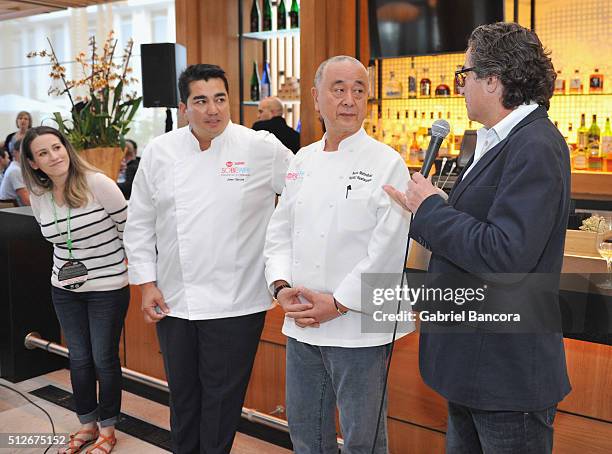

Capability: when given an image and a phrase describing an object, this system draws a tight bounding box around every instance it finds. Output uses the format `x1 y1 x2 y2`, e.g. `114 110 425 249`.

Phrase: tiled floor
0 370 291 454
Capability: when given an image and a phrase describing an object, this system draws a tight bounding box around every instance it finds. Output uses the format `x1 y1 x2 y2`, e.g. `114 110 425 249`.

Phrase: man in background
117 139 139 199
253 96 300 153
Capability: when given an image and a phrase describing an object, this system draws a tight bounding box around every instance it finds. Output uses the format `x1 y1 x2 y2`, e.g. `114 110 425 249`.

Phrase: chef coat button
329 203 334 208
297 200 302 205
338 176 343 179
315 264 320 269
320 233 325 238
294 260 299 265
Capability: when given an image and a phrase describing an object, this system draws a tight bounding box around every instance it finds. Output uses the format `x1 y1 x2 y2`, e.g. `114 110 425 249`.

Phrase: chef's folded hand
383 172 446 214
141 282 170 323
277 286 312 315
287 287 341 328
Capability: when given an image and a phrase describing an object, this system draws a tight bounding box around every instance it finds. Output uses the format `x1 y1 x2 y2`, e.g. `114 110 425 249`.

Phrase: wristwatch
334 297 348 316
273 283 291 300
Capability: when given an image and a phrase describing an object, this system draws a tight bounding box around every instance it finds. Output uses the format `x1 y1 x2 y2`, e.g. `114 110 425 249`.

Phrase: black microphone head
431 119 451 139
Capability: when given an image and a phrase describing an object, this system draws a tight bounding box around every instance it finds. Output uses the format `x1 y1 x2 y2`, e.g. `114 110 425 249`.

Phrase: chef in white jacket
124 64 292 454
264 56 414 454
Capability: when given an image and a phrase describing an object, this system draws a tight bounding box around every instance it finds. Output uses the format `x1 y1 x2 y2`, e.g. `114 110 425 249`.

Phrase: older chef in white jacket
264 56 414 454
124 64 293 454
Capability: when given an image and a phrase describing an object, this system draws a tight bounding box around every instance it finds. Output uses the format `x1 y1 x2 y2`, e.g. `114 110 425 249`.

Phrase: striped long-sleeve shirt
30 172 128 292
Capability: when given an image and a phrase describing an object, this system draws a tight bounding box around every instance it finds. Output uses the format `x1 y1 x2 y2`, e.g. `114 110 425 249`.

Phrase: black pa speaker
140 43 187 108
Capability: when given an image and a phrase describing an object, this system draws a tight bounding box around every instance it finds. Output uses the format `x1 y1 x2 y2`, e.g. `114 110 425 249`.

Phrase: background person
0 139 30 206
252 96 300 153
4 110 32 155
21 126 129 454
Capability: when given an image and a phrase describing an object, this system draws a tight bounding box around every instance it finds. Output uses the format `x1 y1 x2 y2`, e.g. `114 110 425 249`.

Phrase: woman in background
4 110 32 155
21 126 128 454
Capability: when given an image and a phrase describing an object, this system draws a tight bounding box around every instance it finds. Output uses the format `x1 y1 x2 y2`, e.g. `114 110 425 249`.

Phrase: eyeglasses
454 66 476 88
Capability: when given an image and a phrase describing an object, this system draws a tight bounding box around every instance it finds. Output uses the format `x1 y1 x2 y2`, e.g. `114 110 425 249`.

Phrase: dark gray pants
156 311 266 454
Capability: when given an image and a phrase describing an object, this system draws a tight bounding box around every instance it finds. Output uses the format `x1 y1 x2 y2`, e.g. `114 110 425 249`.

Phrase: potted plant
28 31 142 180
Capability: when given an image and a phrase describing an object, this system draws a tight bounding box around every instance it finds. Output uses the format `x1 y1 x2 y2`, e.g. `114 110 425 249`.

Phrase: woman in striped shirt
21 126 128 454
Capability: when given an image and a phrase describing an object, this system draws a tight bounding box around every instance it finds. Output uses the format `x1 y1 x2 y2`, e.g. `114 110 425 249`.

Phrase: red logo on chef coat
226 161 233 167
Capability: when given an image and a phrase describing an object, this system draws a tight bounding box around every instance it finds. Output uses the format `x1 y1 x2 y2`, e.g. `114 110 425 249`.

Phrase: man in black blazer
253 97 300 153
385 22 571 453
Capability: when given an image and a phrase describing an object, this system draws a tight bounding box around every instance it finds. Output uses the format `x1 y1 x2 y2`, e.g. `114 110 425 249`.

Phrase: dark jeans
156 311 266 454
446 401 557 454
52 285 129 427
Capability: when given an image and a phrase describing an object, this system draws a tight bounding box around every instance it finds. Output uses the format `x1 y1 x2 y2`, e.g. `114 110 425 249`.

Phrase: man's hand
383 172 444 214
287 287 342 328
276 286 312 317
141 282 170 323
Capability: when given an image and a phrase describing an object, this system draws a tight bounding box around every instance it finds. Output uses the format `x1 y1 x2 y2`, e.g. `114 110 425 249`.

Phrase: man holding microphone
264 55 413 453
385 22 571 453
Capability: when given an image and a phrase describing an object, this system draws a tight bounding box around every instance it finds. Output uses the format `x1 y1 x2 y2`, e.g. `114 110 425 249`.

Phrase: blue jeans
446 401 557 454
52 286 129 427
286 337 390 454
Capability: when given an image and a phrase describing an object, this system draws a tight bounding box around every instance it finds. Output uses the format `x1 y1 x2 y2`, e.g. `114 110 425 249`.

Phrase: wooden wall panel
123 285 166 380
388 418 445 454
244 341 288 419
559 339 612 421
554 411 612 454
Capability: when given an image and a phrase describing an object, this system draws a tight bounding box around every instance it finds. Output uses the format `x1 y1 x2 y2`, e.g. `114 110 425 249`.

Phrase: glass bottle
454 64 462 95
262 0 272 31
289 0 299 29
435 75 451 97
569 69 583 94
407 58 417 98
261 61 271 98
367 60 376 99
587 114 602 170
589 68 604 93
420 68 431 97
601 117 612 171
409 132 420 164
554 69 565 94
384 71 402 98
250 0 260 32
277 0 287 30
250 61 260 101
446 111 455 154
577 113 588 150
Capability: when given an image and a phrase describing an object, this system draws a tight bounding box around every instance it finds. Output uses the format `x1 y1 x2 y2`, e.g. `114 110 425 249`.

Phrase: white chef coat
264 128 415 348
124 122 293 320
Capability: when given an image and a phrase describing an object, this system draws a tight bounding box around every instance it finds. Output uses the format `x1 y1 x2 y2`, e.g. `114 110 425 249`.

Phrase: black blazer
410 106 572 411
117 158 139 199
252 116 300 153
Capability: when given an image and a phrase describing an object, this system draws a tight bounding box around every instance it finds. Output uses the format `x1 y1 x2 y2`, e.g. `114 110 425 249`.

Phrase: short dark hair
126 138 137 151
178 64 229 104
468 22 555 110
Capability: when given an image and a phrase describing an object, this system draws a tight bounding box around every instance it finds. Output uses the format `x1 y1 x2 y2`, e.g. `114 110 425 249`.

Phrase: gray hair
314 55 366 88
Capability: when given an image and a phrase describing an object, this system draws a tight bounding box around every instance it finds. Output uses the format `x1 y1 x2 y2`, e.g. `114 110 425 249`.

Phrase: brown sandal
85 432 117 454
58 427 99 454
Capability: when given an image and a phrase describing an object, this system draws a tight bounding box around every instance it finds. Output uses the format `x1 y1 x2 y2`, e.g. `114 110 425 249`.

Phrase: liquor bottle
446 111 455 154
289 0 299 29
250 61 260 101
454 64 462 95
408 58 417 98
277 0 287 30
261 61 271 98
589 68 604 93
577 113 588 150
420 68 431 97
367 60 376 99
587 114 602 170
409 132 420 164
435 75 451 97
262 0 272 31
384 71 402 98
250 0 260 32
554 70 565 94
601 117 612 171
569 69 583 94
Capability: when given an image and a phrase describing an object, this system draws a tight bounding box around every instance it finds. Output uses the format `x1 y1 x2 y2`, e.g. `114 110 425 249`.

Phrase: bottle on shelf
577 113 588 150
446 111 455 154
367 60 376 99
262 0 272 31
587 114 602 170
454 64 462 95
569 69 583 94
289 0 299 29
420 68 431 97
554 69 565 94
277 0 287 30
602 117 612 171
250 61 260 101
567 122 576 151
261 61 271 98
384 71 402 98
435 75 451 97
589 68 604 93
409 132 420 164
408 58 417 99
250 0 260 32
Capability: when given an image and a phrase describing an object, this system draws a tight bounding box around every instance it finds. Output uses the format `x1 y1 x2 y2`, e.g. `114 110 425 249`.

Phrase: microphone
419 119 450 178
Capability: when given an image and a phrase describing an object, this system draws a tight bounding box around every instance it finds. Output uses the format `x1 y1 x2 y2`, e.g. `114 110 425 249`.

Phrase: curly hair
468 22 556 110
